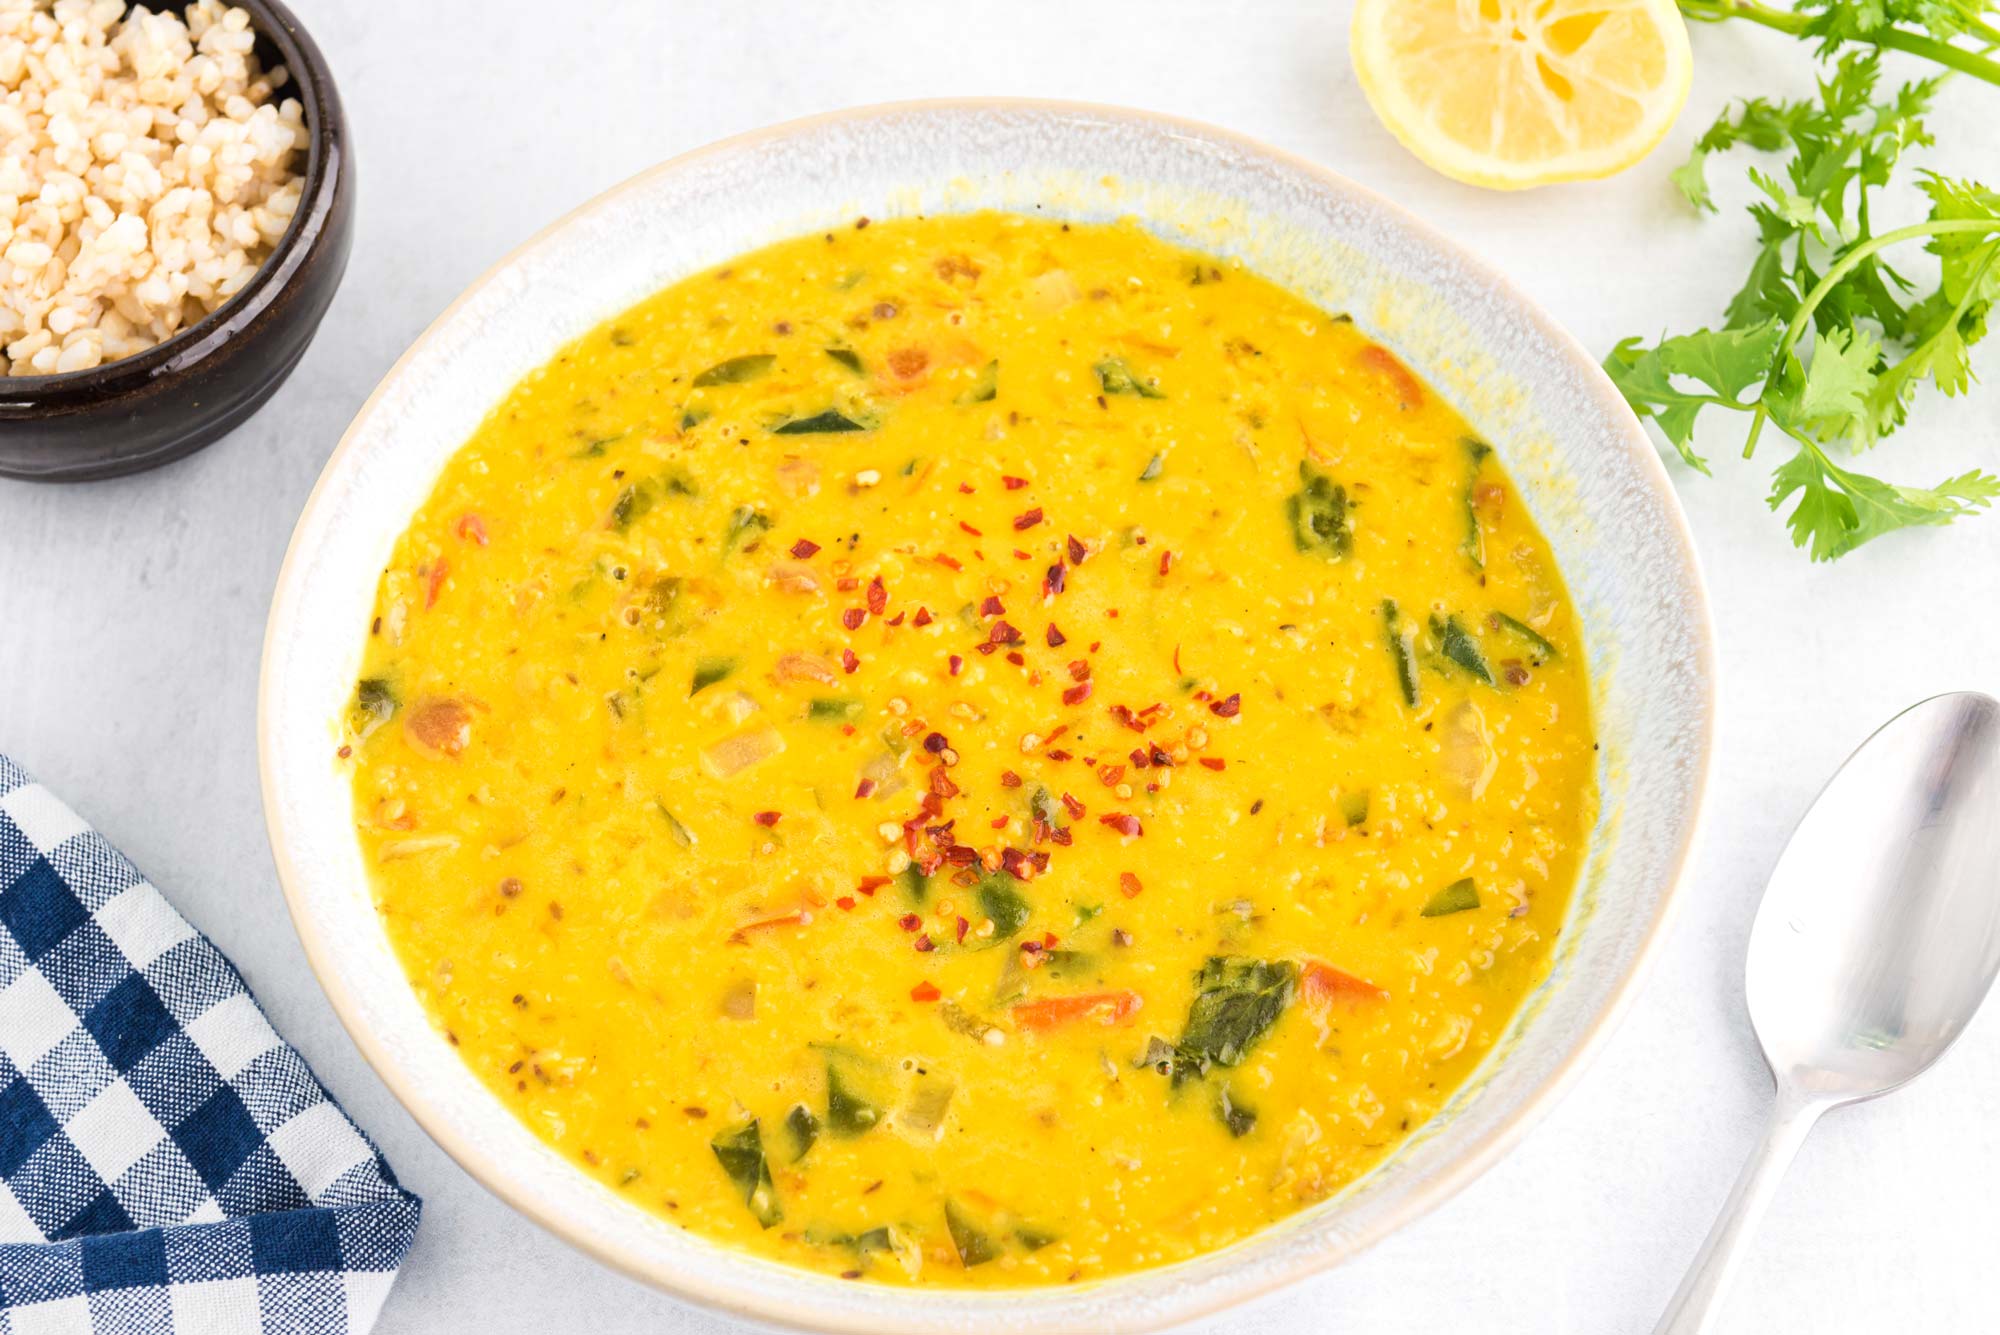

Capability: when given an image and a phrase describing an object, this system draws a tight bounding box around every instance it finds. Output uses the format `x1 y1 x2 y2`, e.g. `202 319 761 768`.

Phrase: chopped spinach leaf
1139 452 1164 482
1169 956 1297 1087
1462 438 1491 569
1286 461 1351 559
1218 1083 1257 1138
710 1119 781 1228
354 678 396 724
825 347 863 374
1382 600 1420 708
1422 878 1480 917
1492 612 1559 662
1429 614 1494 684
680 406 711 431
610 480 654 531
773 409 867 435
692 353 775 386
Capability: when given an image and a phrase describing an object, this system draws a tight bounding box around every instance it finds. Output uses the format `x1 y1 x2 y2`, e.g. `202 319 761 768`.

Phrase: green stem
1742 219 2000 459
1678 1 2000 87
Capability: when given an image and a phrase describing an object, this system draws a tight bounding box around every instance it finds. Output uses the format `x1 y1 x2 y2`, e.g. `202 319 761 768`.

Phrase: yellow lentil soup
345 213 1595 1287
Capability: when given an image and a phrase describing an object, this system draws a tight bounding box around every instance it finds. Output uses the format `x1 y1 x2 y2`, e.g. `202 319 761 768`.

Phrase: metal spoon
1654 691 2000 1335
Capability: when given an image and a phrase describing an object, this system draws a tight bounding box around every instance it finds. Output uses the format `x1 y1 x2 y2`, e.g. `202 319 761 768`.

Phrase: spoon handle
1651 1086 1826 1335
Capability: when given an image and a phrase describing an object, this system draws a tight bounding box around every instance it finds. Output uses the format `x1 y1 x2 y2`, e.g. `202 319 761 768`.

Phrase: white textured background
3 2 1998 1331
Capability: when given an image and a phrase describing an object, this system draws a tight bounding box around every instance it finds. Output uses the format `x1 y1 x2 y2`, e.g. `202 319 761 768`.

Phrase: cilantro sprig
1608 6 2000 560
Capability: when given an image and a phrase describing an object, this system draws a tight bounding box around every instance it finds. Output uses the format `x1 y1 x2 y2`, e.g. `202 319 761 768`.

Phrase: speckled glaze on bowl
259 102 1714 1334
0 0 352 483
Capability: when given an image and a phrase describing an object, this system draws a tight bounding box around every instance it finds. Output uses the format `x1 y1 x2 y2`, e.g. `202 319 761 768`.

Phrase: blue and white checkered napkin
0 755 420 1333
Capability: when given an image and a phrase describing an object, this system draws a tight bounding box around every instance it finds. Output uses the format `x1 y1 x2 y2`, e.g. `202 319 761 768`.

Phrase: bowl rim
0 0 340 402
259 96 1717 1332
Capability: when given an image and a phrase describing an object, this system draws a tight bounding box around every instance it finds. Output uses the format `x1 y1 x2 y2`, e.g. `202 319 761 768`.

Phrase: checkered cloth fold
0 755 420 1333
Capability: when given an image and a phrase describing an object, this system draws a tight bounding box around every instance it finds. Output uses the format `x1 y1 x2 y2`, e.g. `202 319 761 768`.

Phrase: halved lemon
1351 0 1693 190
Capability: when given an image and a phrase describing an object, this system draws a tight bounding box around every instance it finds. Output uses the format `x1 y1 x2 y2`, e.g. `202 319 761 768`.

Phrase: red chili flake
1120 871 1143 899
1052 827 1074 846
1061 792 1086 819
989 620 1023 645
1199 757 1227 771
955 916 970 942
1046 749 1073 762
1173 644 1184 674
1003 475 1028 490
929 767 960 799
1000 847 1032 879
1210 693 1243 718
1150 746 1173 767
857 875 890 896
1045 563 1066 596
842 608 867 630
1129 748 1150 769
958 482 976 494
914 607 934 627
1041 931 1059 949
455 514 488 546
949 654 964 676
425 558 450 608
336 744 352 759
999 770 1023 788
855 778 878 799
923 732 948 753
1100 813 1143 837
1158 550 1173 576
1013 507 1044 531
1062 681 1093 706
958 520 983 538
842 648 861 674
975 643 997 657
1046 623 1067 647
1068 660 1090 681
1066 535 1087 564
887 612 905 627
914 935 935 953
980 595 1006 617
910 981 940 1002
1108 704 1146 733
836 896 857 911
790 539 820 559
835 577 860 593
990 816 1009 830
1013 549 1030 560
898 913 922 932
1046 725 1070 742
1098 763 1125 786
935 553 962 571
866 577 888 615
753 811 781 827
1006 652 1025 666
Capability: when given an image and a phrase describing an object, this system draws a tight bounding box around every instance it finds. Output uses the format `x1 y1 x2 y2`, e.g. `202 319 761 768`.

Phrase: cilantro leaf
1603 322 1783 472
1770 443 2000 561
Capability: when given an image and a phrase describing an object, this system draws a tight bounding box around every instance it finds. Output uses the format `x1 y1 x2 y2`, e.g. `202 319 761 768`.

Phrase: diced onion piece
703 727 785 778
775 652 839 686
377 835 460 862
858 750 907 800
769 561 821 595
1440 700 1496 799
893 1073 956 1142
720 978 757 1020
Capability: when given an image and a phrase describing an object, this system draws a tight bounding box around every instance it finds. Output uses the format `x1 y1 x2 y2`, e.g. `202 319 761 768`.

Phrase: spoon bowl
1656 691 2000 1334
1749 691 2000 1101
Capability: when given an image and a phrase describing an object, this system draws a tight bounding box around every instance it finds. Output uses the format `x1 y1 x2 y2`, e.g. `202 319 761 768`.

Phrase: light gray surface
1 3 1995 1332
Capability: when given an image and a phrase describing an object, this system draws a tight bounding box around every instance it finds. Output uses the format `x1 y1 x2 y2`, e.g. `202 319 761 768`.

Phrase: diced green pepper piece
977 873 1031 941
725 507 772 550
1462 438 1491 569
826 1059 880 1137
1286 461 1351 559
1421 878 1480 917
900 863 930 905
808 697 862 722
1139 452 1164 482
1095 357 1164 398
944 1200 996 1267
1492 611 1559 662
783 1103 818 1162
961 360 998 404
1339 790 1369 826
690 657 736 695
825 347 863 374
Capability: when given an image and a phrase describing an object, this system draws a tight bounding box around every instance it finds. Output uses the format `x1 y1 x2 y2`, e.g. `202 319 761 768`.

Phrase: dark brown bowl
0 0 352 482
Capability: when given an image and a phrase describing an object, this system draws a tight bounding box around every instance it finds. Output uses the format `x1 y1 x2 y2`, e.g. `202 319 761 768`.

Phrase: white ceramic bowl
260 101 1714 1333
